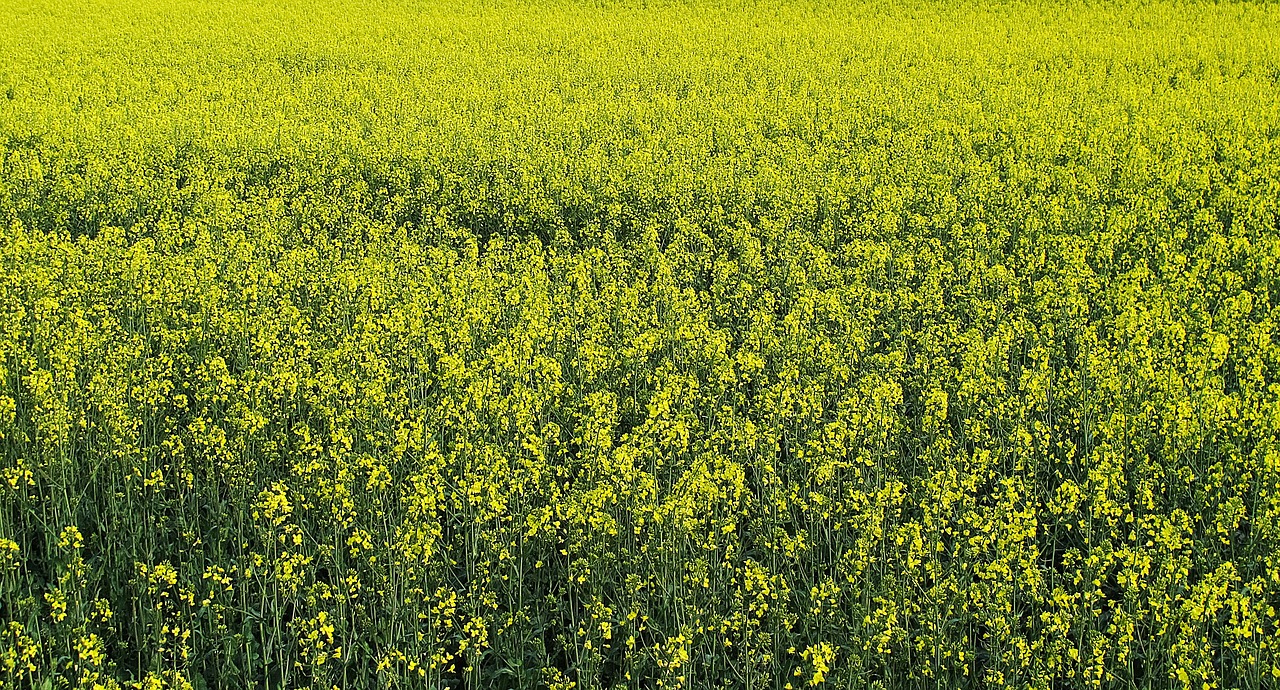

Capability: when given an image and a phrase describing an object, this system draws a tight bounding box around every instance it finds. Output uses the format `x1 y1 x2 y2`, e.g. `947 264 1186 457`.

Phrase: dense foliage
2 1 1280 688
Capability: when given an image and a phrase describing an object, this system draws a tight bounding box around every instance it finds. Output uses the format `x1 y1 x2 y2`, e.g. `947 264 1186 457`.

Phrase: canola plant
1 0 1279 688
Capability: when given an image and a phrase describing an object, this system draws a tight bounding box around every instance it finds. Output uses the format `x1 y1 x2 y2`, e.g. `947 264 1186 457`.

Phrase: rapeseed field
1 0 1279 688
